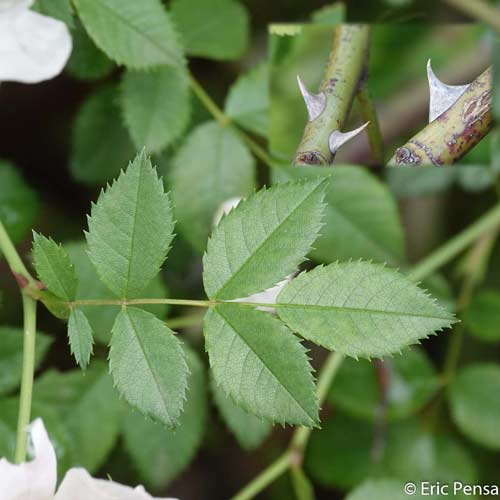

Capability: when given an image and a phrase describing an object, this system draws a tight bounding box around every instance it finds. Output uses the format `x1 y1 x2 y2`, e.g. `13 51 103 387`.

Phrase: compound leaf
203 178 326 300
86 151 175 298
170 121 255 252
32 232 78 301
225 63 268 137
121 66 190 154
171 0 249 60
277 261 455 359
123 345 207 489
68 308 94 369
73 0 184 69
204 303 318 427
109 307 188 427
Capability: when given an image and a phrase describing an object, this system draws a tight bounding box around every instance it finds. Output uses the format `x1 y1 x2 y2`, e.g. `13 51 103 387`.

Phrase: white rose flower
0 419 178 500
0 0 72 83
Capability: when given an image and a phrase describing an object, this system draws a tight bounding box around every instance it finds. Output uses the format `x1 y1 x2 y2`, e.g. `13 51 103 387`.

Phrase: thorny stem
0 219 38 463
293 24 371 166
356 83 385 164
442 0 500 33
388 67 492 166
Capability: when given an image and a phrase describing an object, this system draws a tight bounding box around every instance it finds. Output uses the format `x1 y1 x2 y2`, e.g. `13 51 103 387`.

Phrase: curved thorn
297 74 326 122
427 59 470 123
328 121 369 156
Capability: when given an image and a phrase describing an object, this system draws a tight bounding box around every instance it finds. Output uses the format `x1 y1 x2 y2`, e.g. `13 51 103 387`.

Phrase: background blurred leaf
0 327 52 397
171 0 249 61
210 373 271 450
70 86 135 185
463 290 500 342
328 347 440 421
121 67 190 154
225 63 268 137
170 121 255 252
0 161 39 245
124 345 207 489
345 478 433 500
73 0 184 69
33 0 74 27
448 363 500 450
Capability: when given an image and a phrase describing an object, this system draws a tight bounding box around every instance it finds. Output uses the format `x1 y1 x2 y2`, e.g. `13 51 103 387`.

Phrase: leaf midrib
213 181 324 299
214 306 317 424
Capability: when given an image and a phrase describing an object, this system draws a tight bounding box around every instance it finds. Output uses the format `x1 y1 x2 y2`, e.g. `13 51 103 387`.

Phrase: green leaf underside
273 166 405 265
328 347 440 421
33 361 122 472
109 307 188 427
65 240 169 344
210 373 271 450
204 303 318 427
170 0 249 60
225 63 268 136
124 345 207 489
0 327 52 396
170 121 256 252
203 178 327 300
121 66 190 154
32 233 78 301
68 308 94 369
73 0 184 69
70 86 135 185
86 151 175 298
277 262 455 359
448 363 500 450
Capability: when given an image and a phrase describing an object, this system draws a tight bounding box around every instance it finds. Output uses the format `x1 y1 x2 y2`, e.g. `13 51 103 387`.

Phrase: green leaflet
123 345 207 489
225 63 268 137
0 161 39 245
70 86 135 185
463 290 500 342
328 347 440 421
32 232 78 301
171 0 249 61
33 361 122 473
73 0 184 69
65 241 169 344
67 308 94 369
170 121 255 252
210 373 271 450
109 307 188 427
204 303 318 427
86 151 175 298
203 178 327 300
273 166 405 265
66 19 114 80
0 327 52 396
277 262 455 359
448 363 500 450
121 66 190 154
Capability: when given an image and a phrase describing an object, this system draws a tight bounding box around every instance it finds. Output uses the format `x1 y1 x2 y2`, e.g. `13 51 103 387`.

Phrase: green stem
0 220 34 284
356 84 385 164
293 24 371 165
230 452 292 500
71 298 211 308
442 0 500 33
388 67 492 166
407 202 500 282
14 294 37 463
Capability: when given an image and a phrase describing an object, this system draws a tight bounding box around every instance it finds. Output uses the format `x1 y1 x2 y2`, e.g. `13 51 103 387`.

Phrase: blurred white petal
0 5 72 83
0 418 57 500
55 468 178 500
213 197 242 226
231 276 293 312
